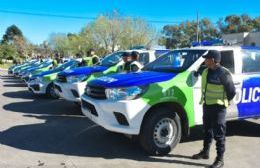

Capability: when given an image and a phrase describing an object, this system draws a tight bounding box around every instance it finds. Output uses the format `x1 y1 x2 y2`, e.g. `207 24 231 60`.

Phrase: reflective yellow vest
82 55 98 66
119 61 143 72
200 68 229 107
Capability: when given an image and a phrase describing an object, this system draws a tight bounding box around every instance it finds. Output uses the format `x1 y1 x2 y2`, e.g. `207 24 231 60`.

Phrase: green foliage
161 14 260 49
49 12 156 56
218 14 260 34
0 44 18 60
1 24 23 44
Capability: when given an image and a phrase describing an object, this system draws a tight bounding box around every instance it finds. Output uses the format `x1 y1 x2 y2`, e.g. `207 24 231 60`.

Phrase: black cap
122 52 131 57
202 50 221 62
131 51 139 57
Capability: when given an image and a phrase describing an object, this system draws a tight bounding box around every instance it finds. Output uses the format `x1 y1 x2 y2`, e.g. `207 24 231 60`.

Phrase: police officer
118 51 143 73
52 53 60 68
192 50 236 168
130 51 143 72
82 49 99 66
118 52 132 72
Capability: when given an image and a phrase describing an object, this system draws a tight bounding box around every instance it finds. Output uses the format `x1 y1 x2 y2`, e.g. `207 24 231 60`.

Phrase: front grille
57 75 67 83
82 100 98 116
30 84 40 91
23 77 29 82
85 85 106 100
54 84 62 93
71 89 79 98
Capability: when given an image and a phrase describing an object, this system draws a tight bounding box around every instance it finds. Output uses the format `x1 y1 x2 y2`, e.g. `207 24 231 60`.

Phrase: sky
0 0 260 44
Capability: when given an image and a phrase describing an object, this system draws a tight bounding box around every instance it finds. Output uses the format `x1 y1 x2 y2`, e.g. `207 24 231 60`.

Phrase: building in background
222 32 260 46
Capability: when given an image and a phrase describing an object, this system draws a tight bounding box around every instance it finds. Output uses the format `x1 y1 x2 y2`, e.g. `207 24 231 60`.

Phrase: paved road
0 70 259 168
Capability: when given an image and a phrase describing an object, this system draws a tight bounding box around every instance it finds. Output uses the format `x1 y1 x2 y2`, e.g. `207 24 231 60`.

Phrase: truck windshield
100 52 124 67
143 49 206 72
58 60 78 70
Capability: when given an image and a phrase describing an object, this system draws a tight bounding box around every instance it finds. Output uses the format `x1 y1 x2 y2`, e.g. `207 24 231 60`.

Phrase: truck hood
26 63 51 72
58 66 108 77
33 68 62 78
88 71 177 88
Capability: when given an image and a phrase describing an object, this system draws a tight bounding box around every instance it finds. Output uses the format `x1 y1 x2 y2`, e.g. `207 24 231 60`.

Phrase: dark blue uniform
203 66 236 160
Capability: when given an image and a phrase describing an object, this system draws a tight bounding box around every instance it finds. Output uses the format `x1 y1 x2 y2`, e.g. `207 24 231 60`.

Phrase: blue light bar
191 39 224 47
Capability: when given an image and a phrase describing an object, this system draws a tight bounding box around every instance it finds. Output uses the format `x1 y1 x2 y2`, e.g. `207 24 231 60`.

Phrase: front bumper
54 81 87 102
8 70 13 74
28 81 49 94
21 75 30 83
14 72 20 77
81 94 150 135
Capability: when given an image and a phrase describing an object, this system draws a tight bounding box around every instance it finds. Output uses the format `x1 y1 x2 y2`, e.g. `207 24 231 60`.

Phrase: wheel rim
50 85 58 98
153 118 177 148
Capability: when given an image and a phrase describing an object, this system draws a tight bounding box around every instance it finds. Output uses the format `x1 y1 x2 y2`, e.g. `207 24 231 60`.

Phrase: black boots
208 157 224 168
192 150 209 159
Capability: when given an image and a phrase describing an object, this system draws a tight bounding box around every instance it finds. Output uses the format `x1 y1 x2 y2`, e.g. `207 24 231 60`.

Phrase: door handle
234 81 241 85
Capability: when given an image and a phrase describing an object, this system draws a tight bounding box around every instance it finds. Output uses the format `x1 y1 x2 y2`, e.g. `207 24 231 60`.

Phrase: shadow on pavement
3 80 24 83
3 83 27 87
183 119 260 144
0 75 14 79
3 90 45 100
3 98 82 116
0 114 209 167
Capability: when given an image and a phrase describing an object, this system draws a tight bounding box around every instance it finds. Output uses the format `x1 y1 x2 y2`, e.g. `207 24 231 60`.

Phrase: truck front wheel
139 107 182 155
46 83 59 99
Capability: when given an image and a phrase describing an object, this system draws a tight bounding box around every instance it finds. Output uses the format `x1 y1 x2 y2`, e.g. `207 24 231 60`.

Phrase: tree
252 17 260 32
119 17 156 49
1 25 23 44
200 18 220 40
48 33 70 57
0 44 18 60
160 18 219 49
49 11 157 56
218 14 257 34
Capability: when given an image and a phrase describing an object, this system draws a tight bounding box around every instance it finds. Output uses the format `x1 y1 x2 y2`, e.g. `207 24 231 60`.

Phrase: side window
220 50 235 73
242 50 260 73
139 53 149 65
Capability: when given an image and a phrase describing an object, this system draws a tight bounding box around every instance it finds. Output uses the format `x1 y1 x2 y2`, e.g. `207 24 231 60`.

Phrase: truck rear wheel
139 107 182 155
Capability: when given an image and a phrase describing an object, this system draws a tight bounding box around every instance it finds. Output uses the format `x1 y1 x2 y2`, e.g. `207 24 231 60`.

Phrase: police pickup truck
81 46 260 155
54 50 158 103
28 59 80 98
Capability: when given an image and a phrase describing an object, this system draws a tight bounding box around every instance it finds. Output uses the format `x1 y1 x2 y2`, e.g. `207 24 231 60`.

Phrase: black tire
73 101 81 107
73 102 84 115
46 82 59 99
139 106 182 155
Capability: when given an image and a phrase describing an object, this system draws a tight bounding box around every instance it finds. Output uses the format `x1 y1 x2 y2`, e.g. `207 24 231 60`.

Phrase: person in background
130 51 143 72
52 53 59 68
117 52 132 73
118 51 143 73
82 49 99 66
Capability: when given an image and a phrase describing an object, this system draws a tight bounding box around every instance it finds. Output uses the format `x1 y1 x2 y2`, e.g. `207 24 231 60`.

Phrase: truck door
220 50 242 120
235 49 260 119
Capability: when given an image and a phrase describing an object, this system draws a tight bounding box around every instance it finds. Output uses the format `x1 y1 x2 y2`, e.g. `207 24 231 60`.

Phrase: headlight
35 77 43 83
105 86 147 101
23 72 30 77
67 75 89 83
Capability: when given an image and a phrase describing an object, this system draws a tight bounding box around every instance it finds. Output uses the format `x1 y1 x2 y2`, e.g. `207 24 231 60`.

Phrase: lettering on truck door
235 50 260 119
